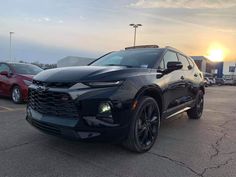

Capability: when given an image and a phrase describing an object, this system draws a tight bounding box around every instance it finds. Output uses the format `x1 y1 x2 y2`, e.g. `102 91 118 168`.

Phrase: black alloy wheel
123 97 160 153
187 90 204 119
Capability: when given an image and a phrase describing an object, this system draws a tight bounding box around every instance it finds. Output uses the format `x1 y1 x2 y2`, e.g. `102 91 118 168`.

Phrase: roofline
165 46 187 56
125 45 159 50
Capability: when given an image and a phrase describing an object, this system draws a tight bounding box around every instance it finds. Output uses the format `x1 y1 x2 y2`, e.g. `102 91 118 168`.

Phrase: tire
123 96 160 153
187 90 204 119
11 85 22 104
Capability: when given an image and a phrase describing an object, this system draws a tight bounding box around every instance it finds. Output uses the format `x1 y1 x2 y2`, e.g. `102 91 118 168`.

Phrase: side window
178 54 190 70
163 51 178 69
0 64 10 73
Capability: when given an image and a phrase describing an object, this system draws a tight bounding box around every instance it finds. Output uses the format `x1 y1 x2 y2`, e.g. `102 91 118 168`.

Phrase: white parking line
0 106 14 111
0 106 25 113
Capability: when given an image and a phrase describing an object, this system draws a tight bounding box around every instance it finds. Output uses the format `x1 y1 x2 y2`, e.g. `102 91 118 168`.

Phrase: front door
161 51 187 112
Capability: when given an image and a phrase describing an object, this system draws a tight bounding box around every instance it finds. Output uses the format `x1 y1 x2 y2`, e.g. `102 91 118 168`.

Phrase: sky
0 0 236 63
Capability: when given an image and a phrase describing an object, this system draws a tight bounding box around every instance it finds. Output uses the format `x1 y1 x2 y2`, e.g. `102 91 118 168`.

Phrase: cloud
129 0 236 9
42 17 51 22
23 16 64 24
79 15 86 20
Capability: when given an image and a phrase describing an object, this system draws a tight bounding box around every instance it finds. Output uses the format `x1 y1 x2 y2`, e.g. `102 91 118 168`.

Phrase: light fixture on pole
129 24 142 47
9 31 14 61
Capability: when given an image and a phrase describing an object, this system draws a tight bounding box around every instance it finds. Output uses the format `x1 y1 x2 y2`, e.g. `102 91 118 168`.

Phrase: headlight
85 81 123 87
23 80 32 86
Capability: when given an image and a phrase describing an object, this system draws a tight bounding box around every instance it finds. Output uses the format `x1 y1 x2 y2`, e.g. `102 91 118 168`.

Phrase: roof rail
165 46 178 51
165 46 186 55
125 45 159 50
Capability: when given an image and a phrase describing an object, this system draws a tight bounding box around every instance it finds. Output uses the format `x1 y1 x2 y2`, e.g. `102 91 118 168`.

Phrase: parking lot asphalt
0 86 236 177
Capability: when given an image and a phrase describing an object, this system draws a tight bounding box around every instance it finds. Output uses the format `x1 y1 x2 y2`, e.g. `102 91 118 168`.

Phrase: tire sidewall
130 97 160 152
196 90 204 117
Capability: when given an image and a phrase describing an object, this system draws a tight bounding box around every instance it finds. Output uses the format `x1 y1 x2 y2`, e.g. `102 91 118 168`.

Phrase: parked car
0 62 43 103
204 77 215 86
224 78 235 85
26 45 205 152
204 77 210 87
209 77 215 85
215 78 225 85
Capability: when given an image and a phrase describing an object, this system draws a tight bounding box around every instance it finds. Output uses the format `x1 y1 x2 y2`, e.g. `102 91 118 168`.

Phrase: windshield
91 49 163 68
11 63 43 75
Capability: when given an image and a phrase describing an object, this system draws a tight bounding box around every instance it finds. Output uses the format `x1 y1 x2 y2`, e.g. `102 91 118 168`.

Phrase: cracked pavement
0 86 236 177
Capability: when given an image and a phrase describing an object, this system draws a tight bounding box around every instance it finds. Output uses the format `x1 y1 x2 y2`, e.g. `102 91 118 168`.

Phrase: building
57 56 95 68
192 56 236 81
223 61 236 75
222 61 236 82
191 56 215 75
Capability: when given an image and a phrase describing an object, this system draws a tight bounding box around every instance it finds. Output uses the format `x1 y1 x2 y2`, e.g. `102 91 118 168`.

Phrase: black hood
34 66 149 83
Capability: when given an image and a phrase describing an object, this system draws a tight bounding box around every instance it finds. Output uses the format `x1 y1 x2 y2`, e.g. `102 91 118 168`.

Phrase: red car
0 62 43 103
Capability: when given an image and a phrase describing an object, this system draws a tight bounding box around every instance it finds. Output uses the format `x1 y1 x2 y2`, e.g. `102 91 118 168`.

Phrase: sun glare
208 49 224 62
206 43 228 62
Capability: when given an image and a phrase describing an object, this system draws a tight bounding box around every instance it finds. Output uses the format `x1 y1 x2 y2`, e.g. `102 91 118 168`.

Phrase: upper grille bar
32 80 75 88
28 88 79 118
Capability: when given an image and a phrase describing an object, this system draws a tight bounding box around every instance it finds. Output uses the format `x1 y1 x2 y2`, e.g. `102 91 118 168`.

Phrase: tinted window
10 63 43 75
0 64 11 73
163 51 178 69
178 54 190 70
91 49 163 68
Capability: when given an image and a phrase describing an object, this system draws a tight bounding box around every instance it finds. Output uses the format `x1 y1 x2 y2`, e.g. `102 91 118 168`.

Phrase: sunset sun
208 49 224 62
207 43 228 62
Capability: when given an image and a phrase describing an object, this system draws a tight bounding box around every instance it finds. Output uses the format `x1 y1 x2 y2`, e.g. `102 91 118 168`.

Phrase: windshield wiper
105 64 134 68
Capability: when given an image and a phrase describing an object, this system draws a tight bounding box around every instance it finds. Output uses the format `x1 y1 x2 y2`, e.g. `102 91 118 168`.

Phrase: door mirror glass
167 61 183 71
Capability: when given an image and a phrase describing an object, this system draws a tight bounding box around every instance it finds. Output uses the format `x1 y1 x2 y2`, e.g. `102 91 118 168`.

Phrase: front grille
28 118 61 135
33 80 75 88
28 88 79 118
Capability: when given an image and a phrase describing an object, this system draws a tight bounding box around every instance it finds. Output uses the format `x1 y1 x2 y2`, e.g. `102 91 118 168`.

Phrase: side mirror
0 71 9 77
167 61 183 72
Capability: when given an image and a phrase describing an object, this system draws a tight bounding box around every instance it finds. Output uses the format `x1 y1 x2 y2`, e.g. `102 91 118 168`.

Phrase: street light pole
9 32 14 61
129 24 142 47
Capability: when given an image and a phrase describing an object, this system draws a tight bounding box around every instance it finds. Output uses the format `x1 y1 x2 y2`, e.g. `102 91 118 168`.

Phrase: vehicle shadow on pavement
39 113 189 156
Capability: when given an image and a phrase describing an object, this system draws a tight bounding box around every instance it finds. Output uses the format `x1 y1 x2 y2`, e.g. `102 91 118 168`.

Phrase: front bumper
26 108 129 142
26 85 133 142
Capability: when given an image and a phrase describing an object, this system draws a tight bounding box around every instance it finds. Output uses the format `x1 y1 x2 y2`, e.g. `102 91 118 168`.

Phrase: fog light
99 102 111 114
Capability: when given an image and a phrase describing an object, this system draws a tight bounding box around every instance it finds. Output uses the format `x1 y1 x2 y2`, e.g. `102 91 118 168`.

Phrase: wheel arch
11 83 20 92
199 85 205 94
133 85 164 117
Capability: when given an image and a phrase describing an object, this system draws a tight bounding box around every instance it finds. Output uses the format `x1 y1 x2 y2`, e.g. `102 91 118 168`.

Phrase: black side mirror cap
167 61 183 71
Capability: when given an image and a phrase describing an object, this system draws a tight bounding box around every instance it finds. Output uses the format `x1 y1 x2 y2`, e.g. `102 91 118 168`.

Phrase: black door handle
180 76 184 80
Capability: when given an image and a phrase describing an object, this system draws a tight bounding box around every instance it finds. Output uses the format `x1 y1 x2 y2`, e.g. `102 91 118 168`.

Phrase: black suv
26 45 205 152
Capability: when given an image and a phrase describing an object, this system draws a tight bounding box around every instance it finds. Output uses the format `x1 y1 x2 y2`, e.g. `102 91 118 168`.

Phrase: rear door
0 63 12 96
177 53 193 103
187 57 204 101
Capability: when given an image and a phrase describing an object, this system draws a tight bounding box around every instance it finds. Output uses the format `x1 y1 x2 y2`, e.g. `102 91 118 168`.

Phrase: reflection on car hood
33 66 149 83
18 74 34 80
